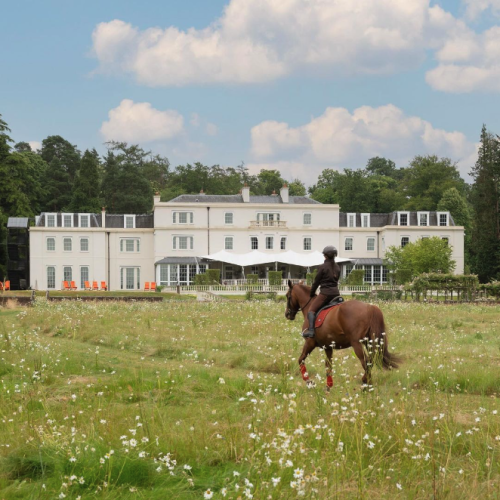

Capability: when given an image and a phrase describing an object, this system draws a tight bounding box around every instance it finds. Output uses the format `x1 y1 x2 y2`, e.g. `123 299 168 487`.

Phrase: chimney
280 183 289 203
154 191 161 205
101 207 106 228
242 183 250 203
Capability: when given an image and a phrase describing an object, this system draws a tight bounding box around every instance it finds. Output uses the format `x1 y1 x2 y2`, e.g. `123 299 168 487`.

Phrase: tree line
0 114 498 282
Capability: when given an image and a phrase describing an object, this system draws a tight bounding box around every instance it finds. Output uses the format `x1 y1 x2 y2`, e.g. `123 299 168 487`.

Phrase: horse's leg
351 340 371 385
298 338 316 382
325 347 333 391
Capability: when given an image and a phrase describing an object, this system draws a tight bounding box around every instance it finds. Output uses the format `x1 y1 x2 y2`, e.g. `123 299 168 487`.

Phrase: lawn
0 299 499 499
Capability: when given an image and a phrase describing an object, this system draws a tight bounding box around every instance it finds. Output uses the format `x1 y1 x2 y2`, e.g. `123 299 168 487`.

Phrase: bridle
287 285 313 316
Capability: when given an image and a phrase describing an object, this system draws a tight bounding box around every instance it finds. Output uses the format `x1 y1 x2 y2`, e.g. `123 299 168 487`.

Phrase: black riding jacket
310 260 341 297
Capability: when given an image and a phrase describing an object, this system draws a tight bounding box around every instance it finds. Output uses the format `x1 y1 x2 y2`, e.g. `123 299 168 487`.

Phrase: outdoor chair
144 282 150 292
4 281 10 291
0 282 3 291
92 281 99 291
84 281 91 290
63 281 70 290
100 281 107 291
150 282 156 292
70 281 77 290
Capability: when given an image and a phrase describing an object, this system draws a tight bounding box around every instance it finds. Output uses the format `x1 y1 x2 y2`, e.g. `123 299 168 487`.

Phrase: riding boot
302 311 316 338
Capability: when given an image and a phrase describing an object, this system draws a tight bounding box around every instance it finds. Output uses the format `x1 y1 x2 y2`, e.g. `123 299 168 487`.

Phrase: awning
201 250 350 267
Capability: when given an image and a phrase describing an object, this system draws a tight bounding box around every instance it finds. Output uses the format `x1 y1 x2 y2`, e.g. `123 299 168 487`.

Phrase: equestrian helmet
322 245 338 257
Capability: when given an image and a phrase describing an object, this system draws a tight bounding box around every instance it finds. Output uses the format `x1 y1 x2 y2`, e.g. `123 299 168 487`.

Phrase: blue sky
1 0 499 184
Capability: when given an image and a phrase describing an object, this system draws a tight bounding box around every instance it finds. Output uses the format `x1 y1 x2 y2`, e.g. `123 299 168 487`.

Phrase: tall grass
0 299 498 498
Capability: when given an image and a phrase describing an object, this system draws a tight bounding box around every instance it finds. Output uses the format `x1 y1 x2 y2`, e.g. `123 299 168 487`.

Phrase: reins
288 286 313 315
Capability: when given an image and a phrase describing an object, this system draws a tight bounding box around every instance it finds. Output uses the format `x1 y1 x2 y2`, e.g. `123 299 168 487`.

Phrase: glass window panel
179 237 188 250
160 264 168 284
440 214 447 226
373 265 381 283
362 215 369 227
199 264 207 274
225 213 233 224
125 216 134 228
63 214 72 227
225 266 233 279
80 215 89 228
345 238 353 251
419 213 428 226
47 238 55 251
266 236 273 249
399 213 408 226
137 268 140 290
303 213 311 225
47 215 55 227
169 264 178 283
364 266 372 283
401 237 409 247
47 267 56 289
251 237 258 250
179 212 188 224
225 237 233 250
304 237 311 251
367 238 375 251
125 239 134 252
80 267 89 289
189 265 196 283
63 267 72 282
382 267 388 282
126 268 134 289
280 237 286 250
80 238 89 252
179 265 188 283
64 238 72 251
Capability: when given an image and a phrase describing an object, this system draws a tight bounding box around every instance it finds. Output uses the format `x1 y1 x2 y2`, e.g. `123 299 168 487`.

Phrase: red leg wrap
300 364 309 381
326 375 333 388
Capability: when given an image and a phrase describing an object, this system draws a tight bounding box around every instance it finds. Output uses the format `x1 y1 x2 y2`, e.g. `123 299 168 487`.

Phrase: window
179 265 188 283
438 212 449 226
303 237 312 251
225 266 233 279
442 237 449 245
266 236 274 250
361 214 370 228
421 235 429 240
373 265 381 283
418 212 429 226
347 213 356 228
173 211 194 224
225 236 234 250
63 214 73 227
173 236 194 250
398 212 409 226
344 264 353 278
280 237 287 250
303 213 312 225
80 266 89 289
120 238 140 252
401 237 410 248
47 267 56 289
257 213 281 226
345 237 353 251
120 267 141 290
47 237 55 251
364 266 372 284
80 238 89 252
63 266 72 282
367 237 375 251
46 214 56 227
250 236 258 250
79 214 90 228
124 215 135 229
225 212 233 225
251 266 259 275
382 266 388 283
63 238 72 252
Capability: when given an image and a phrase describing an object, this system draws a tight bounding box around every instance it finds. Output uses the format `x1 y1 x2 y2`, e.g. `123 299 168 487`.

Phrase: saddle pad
315 303 342 328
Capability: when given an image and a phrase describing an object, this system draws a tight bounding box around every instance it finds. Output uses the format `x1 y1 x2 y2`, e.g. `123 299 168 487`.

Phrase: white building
29 185 464 290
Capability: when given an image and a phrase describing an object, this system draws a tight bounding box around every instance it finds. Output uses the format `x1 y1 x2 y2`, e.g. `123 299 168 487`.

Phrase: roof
167 194 321 204
7 217 29 228
351 258 384 265
155 256 209 265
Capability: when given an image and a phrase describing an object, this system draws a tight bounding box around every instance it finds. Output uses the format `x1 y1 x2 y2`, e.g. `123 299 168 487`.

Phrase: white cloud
28 141 41 151
100 99 184 142
205 123 218 136
251 104 477 178
463 0 500 20
91 0 469 86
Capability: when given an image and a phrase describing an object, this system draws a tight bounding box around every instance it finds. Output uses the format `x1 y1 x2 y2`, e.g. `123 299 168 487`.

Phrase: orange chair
100 281 108 291
0 282 3 291
4 281 10 291
144 282 150 292
70 281 77 290
92 281 99 291
63 281 70 290
150 282 156 292
84 281 92 290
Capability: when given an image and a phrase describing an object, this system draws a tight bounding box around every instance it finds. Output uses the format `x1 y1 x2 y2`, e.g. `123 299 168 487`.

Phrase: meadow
0 298 499 499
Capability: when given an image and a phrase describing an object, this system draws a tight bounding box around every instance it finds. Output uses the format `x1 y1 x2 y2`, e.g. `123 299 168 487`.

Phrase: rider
303 245 341 338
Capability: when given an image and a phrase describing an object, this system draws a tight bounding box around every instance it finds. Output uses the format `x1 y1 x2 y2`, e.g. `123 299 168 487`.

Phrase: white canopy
201 250 351 267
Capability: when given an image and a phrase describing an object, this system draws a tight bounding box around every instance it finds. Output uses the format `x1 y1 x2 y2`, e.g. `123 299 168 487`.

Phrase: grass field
0 299 499 499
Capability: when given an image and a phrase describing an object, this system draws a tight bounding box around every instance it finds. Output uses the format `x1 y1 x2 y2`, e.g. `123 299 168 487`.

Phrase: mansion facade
28 185 464 291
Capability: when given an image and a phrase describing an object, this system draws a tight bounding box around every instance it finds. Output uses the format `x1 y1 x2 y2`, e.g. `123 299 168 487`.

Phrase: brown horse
285 281 400 388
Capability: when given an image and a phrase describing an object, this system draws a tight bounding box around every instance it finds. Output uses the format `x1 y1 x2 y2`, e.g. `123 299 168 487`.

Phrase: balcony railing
249 220 287 228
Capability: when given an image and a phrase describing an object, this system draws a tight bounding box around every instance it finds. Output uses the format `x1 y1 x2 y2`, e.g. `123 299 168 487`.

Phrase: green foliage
394 269 412 285
406 273 479 301
345 269 364 286
246 274 258 284
194 273 209 285
268 271 282 286
70 149 101 213
306 269 317 286
385 237 455 279
479 280 500 298
288 179 306 196
205 269 220 284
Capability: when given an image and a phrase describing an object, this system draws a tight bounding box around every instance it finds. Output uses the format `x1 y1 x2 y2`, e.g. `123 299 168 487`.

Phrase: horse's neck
296 286 312 316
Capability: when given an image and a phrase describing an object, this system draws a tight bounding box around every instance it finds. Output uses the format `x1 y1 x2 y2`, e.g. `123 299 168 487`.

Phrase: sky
1 0 500 184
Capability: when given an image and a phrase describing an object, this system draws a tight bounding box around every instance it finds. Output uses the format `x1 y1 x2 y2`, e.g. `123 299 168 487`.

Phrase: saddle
314 296 344 329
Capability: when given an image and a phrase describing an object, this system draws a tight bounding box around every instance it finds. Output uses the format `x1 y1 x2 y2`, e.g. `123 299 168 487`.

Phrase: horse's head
285 279 299 320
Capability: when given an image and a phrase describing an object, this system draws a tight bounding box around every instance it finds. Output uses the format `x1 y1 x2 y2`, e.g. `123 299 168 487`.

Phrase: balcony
249 220 287 228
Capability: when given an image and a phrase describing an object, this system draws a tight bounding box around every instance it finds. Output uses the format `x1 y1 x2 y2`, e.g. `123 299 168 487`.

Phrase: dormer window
418 212 429 226
361 213 370 228
398 212 410 226
347 213 356 228
125 215 136 229
79 214 90 228
63 213 73 227
46 213 56 227
437 212 449 226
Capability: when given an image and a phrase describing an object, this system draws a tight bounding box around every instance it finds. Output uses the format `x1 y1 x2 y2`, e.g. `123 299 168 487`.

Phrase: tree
384 237 455 278
70 149 101 213
366 157 403 180
14 141 32 153
469 125 500 282
254 169 285 195
288 179 306 196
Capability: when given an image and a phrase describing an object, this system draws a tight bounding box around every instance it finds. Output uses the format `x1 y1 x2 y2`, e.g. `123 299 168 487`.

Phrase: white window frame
417 211 429 227
80 266 89 289
80 237 89 252
224 212 234 225
344 237 353 251
401 236 410 248
46 237 56 252
124 214 136 229
250 236 258 250
347 213 356 228
79 213 90 228
303 213 312 225
63 237 72 252
173 211 194 224
62 213 73 228
120 238 140 252
265 236 274 250
172 235 194 250
437 212 449 227
225 236 234 250
63 266 73 283
303 237 312 251
367 237 375 252
47 266 56 289
120 267 141 290
280 236 287 250
361 213 370 228
46 213 57 228
398 212 410 226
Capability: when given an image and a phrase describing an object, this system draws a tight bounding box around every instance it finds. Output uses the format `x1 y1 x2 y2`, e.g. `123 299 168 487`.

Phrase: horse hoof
325 386 331 393
306 380 316 389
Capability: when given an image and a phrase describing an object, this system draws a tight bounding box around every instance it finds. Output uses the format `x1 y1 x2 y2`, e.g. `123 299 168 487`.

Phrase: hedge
268 271 283 286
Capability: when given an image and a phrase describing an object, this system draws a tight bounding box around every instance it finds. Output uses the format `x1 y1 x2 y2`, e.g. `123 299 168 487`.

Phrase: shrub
306 270 317 286
394 269 412 285
206 269 221 285
268 271 282 286
246 274 258 284
194 274 208 285
156 285 163 292
346 269 364 286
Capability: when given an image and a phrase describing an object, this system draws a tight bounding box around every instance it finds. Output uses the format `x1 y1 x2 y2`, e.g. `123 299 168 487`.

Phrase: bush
306 270 317 286
346 269 364 286
206 269 221 285
194 274 209 285
394 269 412 285
156 285 163 293
268 271 282 286
246 274 258 284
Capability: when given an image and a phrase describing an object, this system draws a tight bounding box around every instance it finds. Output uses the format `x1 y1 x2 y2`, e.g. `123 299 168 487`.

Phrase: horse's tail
368 305 401 370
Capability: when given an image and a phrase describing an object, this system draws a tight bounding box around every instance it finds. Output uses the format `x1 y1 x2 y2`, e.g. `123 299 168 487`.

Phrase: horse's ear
288 279 293 288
